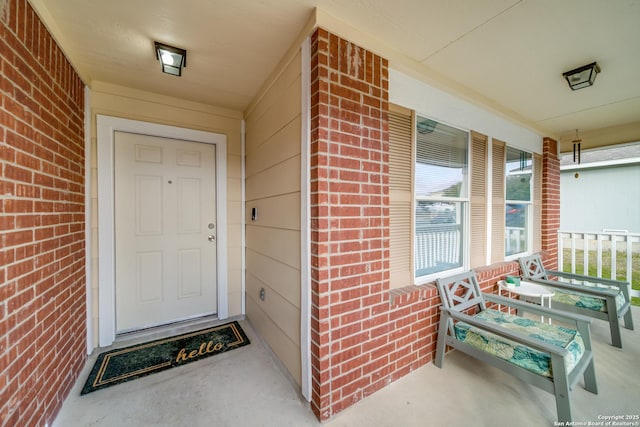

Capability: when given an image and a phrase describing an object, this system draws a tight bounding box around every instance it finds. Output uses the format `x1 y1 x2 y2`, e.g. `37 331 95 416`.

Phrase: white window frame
413 116 470 284
504 146 533 260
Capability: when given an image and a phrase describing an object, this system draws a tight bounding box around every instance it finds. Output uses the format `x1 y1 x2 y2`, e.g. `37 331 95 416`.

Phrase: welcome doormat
81 321 250 395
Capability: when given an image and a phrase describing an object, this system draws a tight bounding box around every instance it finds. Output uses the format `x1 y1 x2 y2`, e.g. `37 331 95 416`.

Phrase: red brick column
1 1 86 425
308 27 444 422
309 28 391 420
541 137 560 269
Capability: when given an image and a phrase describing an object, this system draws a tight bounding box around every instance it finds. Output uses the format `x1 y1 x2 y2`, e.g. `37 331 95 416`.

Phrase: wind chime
572 129 582 164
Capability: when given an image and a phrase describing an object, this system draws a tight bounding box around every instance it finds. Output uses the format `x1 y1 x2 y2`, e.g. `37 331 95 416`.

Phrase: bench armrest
524 276 619 298
546 270 631 302
546 270 628 290
483 293 593 325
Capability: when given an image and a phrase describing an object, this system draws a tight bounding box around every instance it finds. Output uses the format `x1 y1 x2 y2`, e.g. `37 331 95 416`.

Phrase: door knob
208 235 216 242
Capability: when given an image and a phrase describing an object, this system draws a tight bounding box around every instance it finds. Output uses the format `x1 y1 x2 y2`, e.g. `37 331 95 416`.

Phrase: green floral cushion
551 283 625 313
454 309 585 378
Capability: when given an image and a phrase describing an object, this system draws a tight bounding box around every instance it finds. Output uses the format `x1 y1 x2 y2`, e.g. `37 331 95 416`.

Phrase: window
505 147 532 256
415 116 469 279
389 104 541 288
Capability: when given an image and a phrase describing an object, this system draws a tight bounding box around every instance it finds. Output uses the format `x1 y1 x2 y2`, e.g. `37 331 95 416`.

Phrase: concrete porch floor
54 307 640 427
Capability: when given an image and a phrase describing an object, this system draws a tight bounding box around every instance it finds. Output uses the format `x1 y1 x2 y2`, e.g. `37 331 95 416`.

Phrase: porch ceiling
30 0 640 150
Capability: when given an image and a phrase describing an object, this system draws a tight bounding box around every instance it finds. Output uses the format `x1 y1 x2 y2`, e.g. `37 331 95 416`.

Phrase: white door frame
97 115 228 347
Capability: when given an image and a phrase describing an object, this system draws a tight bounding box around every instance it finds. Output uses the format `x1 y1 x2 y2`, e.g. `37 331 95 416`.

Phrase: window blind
415 120 468 199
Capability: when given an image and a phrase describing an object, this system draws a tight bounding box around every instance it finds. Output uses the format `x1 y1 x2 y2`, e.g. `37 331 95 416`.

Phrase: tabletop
497 280 555 298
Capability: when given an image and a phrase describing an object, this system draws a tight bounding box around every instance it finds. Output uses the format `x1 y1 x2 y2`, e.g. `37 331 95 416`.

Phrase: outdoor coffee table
498 280 555 323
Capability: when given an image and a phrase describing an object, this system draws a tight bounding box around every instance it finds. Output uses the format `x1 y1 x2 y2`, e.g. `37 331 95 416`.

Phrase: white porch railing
506 226 526 255
415 224 461 274
557 230 640 299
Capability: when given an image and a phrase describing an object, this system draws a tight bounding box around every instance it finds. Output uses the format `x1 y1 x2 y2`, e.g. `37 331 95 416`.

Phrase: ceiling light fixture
154 42 187 76
562 62 600 91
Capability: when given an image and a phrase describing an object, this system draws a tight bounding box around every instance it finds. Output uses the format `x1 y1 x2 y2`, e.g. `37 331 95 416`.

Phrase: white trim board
389 68 543 154
300 36 312 402
96 115 228 347
84 85 93 354
560 157 640 171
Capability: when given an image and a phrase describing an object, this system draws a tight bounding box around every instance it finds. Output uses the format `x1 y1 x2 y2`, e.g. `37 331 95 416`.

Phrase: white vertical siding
561 165 640 233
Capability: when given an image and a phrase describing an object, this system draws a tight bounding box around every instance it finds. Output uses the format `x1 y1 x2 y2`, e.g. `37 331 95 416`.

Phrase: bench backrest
518 253 549 280
436 270 486 314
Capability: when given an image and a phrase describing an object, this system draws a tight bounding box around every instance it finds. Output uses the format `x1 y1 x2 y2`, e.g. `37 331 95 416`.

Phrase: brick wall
541 137 560 269
0 1 86 425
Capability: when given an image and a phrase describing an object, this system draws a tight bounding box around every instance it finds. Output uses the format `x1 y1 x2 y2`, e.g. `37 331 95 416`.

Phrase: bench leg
555 390 572 423
552 356 572 423
583 358 598 394
434 311 450 368
576 322 598 395
623 306 634 331
608 309 622 348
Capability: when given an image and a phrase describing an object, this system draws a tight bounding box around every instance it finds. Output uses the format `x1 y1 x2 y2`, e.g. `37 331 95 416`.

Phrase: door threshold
114 314 223 346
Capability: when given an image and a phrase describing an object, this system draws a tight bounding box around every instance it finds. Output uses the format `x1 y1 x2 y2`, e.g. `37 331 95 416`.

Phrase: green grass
561 249 640 306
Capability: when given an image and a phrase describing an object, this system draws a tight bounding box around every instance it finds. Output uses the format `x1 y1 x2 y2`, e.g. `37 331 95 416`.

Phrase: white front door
114 131 217 332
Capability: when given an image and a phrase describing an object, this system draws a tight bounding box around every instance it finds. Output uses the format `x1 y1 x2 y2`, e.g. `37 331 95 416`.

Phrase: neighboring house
0 1 573 425
560 143 640 234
